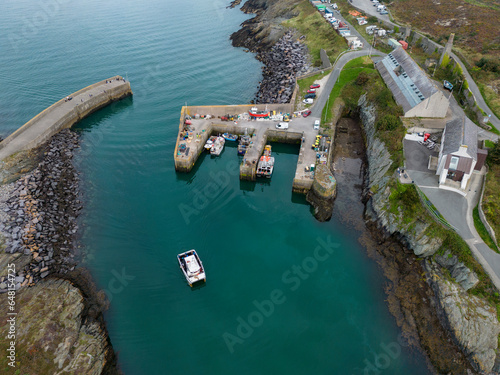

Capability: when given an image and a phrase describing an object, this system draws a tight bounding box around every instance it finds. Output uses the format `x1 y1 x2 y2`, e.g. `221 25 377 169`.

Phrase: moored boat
237 135 251 155
256 145 274 178
177 250 206 287
210 136 225 156
204 136 217 152
222 133 238 142
249 106 270 118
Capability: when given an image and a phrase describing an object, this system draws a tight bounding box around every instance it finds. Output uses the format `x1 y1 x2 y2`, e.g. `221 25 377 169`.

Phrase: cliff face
0 275 117 375
230 0 303 52
358 94 500 373
0 137 118 375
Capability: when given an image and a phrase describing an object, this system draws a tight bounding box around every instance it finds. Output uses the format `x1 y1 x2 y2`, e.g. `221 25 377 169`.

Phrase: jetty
174 104 326 193
0 76 132 161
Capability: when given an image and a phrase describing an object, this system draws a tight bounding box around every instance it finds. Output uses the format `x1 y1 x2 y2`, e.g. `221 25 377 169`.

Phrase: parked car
303 98 314 104
305 93 317 99
380 9 388 14
307 88 316 93
314 120 320 130
310 83 320 89
303 110 312 117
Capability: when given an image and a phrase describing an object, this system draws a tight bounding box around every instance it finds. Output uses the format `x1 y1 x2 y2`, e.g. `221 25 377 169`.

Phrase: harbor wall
0 76 132 160
184 104 293 118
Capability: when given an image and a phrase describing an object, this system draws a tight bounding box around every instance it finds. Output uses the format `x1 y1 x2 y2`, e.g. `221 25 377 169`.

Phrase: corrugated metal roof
375 47 435 112
442 117 478 160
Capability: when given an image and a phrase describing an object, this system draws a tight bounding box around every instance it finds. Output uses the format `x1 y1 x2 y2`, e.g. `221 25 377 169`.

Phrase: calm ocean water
0 0 431 374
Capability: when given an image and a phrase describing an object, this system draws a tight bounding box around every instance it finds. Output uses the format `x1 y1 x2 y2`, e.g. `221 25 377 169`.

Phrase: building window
449 156 459 171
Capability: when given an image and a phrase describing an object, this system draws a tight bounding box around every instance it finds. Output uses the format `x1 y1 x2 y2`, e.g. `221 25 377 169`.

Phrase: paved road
310 4 384 119
408 168 500 290
348 0 500 129
350 0 390 22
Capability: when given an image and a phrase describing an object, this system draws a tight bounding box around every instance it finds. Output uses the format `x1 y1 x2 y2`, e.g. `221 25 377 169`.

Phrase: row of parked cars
303 83 320 104
372 0 388 14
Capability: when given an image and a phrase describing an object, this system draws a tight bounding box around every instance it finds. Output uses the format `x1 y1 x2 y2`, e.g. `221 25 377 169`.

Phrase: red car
310 83 320 89
303 110 312 117
307 89 316 93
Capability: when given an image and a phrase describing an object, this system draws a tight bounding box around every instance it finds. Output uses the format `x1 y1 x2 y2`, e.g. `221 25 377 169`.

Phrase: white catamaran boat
210 136 225 156
256 145 275 178
177 250 206 287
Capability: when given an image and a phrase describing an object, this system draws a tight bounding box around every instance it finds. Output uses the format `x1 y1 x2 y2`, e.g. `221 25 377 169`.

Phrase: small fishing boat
204 136 217 152
249 106 270 118
177 250 206 287
210 136 225 156
222 133 238 142
238 135 251 155
256 145 274 178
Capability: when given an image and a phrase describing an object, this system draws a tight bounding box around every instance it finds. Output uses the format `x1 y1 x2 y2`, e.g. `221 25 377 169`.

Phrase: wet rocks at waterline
0 129 81 292
255 32 309 104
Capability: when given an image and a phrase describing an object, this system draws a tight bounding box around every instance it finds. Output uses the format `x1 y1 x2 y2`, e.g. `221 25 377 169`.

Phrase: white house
375 47 449 118
436 117 487 194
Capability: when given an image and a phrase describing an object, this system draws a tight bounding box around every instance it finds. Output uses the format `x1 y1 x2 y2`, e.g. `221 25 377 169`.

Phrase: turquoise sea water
0 1 432 374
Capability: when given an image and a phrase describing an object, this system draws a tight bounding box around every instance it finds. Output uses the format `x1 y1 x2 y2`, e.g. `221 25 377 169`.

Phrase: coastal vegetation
483 141 500 244
473 205 499 252
336 0 500 125
322 56 405 170
282 1 347 66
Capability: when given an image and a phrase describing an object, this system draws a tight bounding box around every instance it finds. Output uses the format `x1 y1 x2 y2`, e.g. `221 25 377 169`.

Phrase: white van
276 122 289 129
314 120 320 130
377 4 385 11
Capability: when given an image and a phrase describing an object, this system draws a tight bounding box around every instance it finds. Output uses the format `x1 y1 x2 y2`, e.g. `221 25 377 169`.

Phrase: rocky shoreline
0 130 119 374
229 0 310 104
254 31 309 104
358 94 500 374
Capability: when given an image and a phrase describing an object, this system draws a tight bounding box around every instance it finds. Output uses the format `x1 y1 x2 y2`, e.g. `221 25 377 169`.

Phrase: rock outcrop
0 130 118 374
230 0 303 53
426 261 500 373
0 272 118 375
358 93 500 373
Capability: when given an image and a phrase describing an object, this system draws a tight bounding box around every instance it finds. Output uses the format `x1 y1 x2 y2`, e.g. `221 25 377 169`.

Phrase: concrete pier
174 104 323 193
0 76 132 161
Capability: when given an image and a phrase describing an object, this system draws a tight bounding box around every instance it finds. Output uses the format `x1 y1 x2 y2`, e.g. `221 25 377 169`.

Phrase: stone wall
185 103 293 118
0 76 132 160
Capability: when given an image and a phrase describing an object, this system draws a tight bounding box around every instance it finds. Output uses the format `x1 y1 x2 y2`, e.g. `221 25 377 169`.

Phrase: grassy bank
483 163 500 243
321 56 374 123
385 178 500 317
283 1 347 67
473 205 499 253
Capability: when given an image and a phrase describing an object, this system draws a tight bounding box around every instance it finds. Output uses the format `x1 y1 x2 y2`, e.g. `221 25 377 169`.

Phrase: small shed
398 40 408 50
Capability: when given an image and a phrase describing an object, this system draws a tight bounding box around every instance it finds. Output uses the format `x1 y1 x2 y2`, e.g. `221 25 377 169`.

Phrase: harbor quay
174 104 326 194
0 76 132 161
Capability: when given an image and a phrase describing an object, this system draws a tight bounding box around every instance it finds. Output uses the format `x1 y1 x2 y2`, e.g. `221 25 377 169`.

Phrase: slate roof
442 117 478 160
375 46 437 113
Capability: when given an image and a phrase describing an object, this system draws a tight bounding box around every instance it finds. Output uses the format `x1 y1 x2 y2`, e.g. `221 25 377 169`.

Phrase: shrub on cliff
376 114 401 131
487 140 500 165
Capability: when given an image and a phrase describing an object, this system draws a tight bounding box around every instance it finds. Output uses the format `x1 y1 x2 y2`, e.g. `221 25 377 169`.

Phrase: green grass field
283 1 347 67
321 56 374 123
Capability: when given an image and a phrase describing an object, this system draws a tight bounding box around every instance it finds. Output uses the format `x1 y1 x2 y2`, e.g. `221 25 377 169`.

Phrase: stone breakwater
255 31 309 104
0 129 80 291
